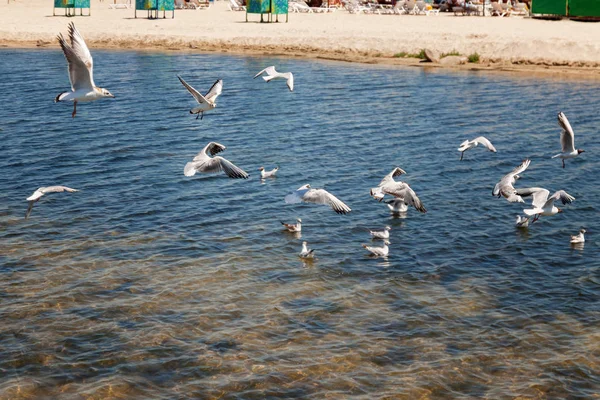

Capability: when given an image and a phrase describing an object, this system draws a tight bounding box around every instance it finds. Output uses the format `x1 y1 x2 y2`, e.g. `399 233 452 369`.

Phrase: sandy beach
1 0 600 77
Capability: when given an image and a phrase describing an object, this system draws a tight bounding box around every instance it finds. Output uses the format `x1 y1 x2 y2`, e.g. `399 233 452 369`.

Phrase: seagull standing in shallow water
570 229 586 244
259 166 279 179
285 184 351 214
25 186 79 219
281 218 302 232
363 240 390 257
55 23 114 118
552 112 585 168
254 66 294 92
299 241 315 258
369 226 391 239
458 136 497 161
184 142 248 179
177 76 222 120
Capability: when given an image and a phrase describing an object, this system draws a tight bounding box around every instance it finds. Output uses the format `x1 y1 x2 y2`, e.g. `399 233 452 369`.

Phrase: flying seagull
177 76 222 120
184 142 248 179
570 229 586 244
492 159 531 203
259 166 279 179
370 167 426 213
25 186 79 219
458 136 497 161
281 218 302 232
254 66 294 92
299 241 315 259
519 187 575 222
55 23 114 118
362 240 390 257
285 184 351 214
369 226 391 240
552 112 585 168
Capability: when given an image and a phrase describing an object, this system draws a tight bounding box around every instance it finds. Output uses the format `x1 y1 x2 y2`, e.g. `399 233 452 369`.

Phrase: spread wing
190 156 248 179
57 22 94 91
473 136 497 152
25 201 35 219
43 186 79 194
516 187 550 208
378 167 406 187
558 112 575 153
495 159 531 200
178 75 208 105
253 66 276 79
394 186 426 213
544 190 575 208
204 79 223 103
192 142 226 161
285 73 294 92
302 189 351 214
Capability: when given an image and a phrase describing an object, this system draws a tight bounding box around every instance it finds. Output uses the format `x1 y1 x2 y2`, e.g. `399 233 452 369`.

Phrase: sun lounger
403 0 417 14
228 0 246 10
491 1 508 16
108 0 130 9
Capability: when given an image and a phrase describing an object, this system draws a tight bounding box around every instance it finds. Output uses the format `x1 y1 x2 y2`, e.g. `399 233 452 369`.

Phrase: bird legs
72 101 77 118
562 159 565 169
460 152 464 161
531 214 540 224
196 112 204 120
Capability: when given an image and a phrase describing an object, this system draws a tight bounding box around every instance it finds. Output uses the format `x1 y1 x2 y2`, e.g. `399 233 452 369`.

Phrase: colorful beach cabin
246 0 288 22
531 0 600 19
135 0 175 18
53 0 90 16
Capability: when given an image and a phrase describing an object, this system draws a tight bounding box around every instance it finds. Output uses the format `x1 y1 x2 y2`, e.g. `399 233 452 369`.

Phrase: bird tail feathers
183 162 197 177
551 154 561 159
55 91 69 103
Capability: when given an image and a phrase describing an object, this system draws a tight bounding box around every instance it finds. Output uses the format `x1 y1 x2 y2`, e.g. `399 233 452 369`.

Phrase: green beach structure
53 0 91 16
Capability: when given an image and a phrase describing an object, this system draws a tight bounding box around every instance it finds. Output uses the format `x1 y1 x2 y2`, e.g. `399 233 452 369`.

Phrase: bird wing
516 187 550 208
26 188 45 201
43 186 79 194
557 112 576 153
497 159 531 200
253 66 277 79
178 75 209 105
473 136 497 152
204 79 223 104
57 23 94 91
192 142 226 161
25 201 35 219
302 189 351 214
395 186 427 213
543 190 575 208
378 167 406 187
285 73 294 92
208 156 248 179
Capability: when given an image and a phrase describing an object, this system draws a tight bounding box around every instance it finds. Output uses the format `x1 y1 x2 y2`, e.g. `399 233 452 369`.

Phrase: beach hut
135 0 175 18
531 0 567 16
53 0 91 16
568 0 600 18
246 0 288 22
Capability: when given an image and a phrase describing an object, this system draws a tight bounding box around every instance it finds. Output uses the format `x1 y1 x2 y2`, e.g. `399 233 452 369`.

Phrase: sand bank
2 0 600 78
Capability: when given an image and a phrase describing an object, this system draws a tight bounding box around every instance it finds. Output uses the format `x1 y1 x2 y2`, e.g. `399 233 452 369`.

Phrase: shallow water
0 49 599 399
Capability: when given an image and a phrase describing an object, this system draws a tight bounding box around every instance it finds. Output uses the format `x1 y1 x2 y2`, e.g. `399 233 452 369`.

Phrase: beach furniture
403 0 417 14
246 0 288 22
228 0 246 10
134 0 175 18
185 0 210 8
490 1 508 15
53 0 91 16
343 0 370 13
108 0 131 8
290 1 315 12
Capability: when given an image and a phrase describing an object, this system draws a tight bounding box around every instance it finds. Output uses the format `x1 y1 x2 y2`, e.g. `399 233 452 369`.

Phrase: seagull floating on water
370 168 426 213
281 218 302 232
177 76 222 120
25 186 79 219
458 136 497 161
259 166 279 179
184 142 248 179
552 112 585 168
515 215 530 228
362 240 390 257
493 159 531 203
55 23 114 118
386 199 408 214
254 66 294 92
285 184 351 214
570 229 586 244
519 187 575 223
369 226 391 239
299 241 315 258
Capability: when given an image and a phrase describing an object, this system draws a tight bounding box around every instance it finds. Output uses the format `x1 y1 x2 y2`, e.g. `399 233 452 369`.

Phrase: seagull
458 136 497 161
570 229 586 244
370 168 426 213
369 226 391 239
55 23 114 118
25 186 79 219
177 76 222 120
281 218 301 232
519 187 575 223
515 215 530 228
184 142 248 179
386 199 408 214
552 112 585 168
492 159 531 203
253 66 294 92
362 240 390 257
285 184 351 214
299 241 315 259
259 166 279 179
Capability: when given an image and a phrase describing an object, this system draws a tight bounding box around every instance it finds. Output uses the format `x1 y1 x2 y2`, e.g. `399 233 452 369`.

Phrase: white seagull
370 168 426 213
55 23 114 118
552 112 585 168
25 186 79 219
386 199 408 214
492 159 531 203
362 240 390 257
259 166 279 179
281 218 302 232
570 229 586 244
519 187 575 222
253 66 294 92
515 215 530 228
177 76 223 120
299 241 315 259
458 136 497 161
184 142 248 179
285 184 351 214
369 226 391 240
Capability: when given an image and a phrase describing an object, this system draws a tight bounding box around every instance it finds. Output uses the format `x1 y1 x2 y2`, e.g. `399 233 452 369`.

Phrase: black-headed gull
285 184 351 214
362 240 390 257
458 136 496 161
515 215 530 228
518 187 575 222
570 229 586 244
299 241 315 258
370 168 426 213
177 76 222 120
55 23 114 118
25 186 79 219
369 226 391 239
184 142 248 179
281 218 301 232
254 66 294 92
493 159 531 203
552 112 585 168
259 166 279 179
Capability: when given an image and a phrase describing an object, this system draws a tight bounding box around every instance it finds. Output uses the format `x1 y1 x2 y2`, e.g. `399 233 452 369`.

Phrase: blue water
0 49 599 398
